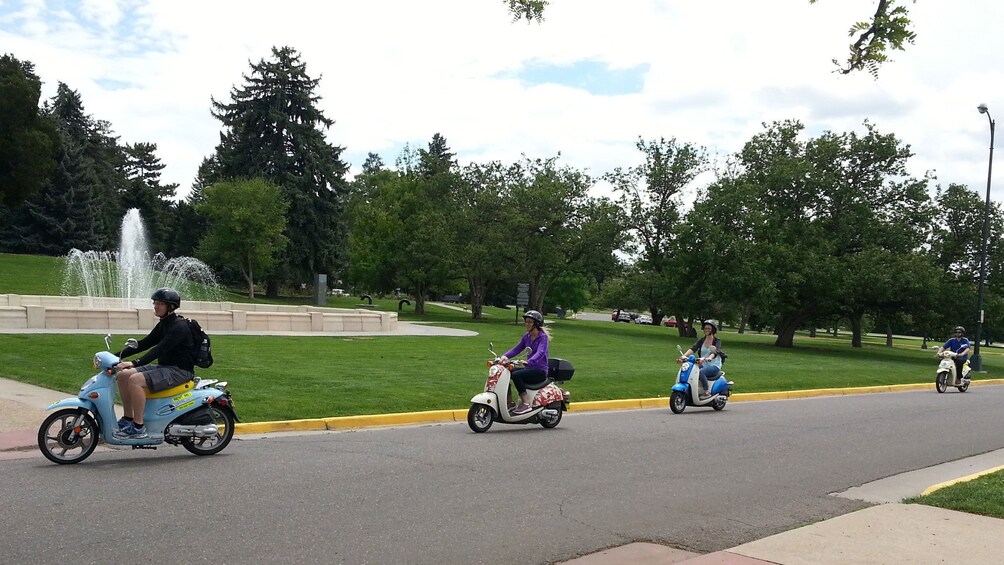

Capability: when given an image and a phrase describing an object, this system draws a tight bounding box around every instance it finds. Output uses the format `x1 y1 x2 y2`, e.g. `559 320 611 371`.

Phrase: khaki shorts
137 365 194 393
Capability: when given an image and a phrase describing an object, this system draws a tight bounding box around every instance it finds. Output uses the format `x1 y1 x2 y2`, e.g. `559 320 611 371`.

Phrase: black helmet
954 326 966 335
151 288 181 309
523 310 544 327
702 319 719 333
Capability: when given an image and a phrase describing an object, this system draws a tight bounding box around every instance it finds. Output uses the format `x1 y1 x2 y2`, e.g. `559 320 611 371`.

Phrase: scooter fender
45 397 97 413
470 392 500 415
670 383 689 393
710 376 731 396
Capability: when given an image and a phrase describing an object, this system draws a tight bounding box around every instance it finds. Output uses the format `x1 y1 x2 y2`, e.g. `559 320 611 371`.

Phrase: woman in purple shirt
501 310 549 414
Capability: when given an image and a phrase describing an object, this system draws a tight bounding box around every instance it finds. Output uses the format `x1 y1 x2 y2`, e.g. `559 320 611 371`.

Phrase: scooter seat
525 378 555 391
146 380 195 399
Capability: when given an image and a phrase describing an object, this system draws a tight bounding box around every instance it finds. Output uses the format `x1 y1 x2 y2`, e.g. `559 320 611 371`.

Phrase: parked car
330 288 349 297
611 310 633 323
634 314 653 325
663 316 677 327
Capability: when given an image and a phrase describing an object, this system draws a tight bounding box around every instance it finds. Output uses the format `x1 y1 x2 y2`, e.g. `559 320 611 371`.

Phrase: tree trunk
738 304 751 334
468 277 486 320
886 325 894 347
530 276 546 312
266 277 279 299
774 310 811 348
243 263 255 299
411 279 429 315
850 315 863 348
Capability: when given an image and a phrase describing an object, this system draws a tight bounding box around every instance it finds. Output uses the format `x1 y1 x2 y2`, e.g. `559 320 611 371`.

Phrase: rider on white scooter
501 310 549 414
679 319 725 399
942 325 972 383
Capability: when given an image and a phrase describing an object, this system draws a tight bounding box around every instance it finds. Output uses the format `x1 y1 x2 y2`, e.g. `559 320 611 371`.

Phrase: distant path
0 321 477 338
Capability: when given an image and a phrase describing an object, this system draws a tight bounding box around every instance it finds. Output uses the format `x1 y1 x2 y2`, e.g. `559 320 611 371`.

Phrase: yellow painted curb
233 379 1004 436
921 464 1004 496
234 409 466 435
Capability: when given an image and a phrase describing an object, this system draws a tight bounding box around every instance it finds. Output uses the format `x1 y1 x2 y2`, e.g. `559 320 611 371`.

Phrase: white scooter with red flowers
467 344 572 432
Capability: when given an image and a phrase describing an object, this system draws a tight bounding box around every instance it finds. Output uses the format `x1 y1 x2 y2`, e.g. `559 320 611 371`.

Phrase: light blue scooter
669 345 733 413
37 334 238 464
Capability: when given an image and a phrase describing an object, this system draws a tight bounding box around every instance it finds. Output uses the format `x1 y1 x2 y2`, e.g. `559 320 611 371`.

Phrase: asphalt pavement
4 373 1004 564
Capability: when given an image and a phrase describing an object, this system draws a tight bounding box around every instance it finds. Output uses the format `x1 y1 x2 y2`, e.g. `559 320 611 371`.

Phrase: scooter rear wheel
181 405 235 456
467 405 494 433
38 409 98 465
935 372 948 393
958 380 970 393
539 404 562 429
712 396 727 411
670 391 687 414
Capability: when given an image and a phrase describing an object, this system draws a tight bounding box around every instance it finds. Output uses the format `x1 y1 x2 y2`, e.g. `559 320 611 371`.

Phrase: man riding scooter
942 325 972 384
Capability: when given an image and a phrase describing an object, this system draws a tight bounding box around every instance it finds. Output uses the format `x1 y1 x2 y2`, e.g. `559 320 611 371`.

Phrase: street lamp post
972 103 996 371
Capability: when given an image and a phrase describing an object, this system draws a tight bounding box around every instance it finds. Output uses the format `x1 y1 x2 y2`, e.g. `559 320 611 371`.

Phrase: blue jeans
700 365 721 391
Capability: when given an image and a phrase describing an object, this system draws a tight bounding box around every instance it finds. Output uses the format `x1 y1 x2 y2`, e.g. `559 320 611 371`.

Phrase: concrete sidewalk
561 502 1004 564
5 376 1004 564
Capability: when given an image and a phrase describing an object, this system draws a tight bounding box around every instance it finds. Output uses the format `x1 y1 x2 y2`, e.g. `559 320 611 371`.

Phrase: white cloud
2 0 1002 202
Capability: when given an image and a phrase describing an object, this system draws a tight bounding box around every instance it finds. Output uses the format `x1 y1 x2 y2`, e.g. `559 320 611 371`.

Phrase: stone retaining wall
0 294 397 333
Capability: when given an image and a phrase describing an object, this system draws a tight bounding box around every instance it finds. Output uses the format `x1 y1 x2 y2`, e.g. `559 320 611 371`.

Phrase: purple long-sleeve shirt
504 331 549 372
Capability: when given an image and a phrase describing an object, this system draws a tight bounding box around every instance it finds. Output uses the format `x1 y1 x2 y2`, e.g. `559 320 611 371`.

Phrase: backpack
182 317 214 368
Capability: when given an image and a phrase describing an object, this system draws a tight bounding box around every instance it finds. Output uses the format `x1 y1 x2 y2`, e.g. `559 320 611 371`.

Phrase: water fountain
0 209 398 334
62 209 222 306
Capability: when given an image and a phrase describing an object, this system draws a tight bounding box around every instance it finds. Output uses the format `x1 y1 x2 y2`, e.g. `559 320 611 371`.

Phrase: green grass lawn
3 252 998 421
905 470 1004 519
1 314 996 422
0 253 66 295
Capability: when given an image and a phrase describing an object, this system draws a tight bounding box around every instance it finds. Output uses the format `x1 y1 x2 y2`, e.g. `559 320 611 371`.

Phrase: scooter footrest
131 445 158 450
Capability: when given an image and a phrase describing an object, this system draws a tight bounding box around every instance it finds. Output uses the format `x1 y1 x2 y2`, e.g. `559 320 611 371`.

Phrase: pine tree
208 46 349 295
1 83 110 255
0 54 59 208
121 141 178 252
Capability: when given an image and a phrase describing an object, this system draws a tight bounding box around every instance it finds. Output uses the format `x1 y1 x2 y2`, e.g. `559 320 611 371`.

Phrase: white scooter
669 345 733 413
467 344 572 432
934 347 971 393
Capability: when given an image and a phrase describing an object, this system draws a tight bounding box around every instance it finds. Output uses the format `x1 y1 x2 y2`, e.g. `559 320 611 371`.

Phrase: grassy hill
0 253 66 295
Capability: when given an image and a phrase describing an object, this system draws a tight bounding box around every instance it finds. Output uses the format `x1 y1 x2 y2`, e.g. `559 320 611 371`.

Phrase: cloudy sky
2 0 1003 202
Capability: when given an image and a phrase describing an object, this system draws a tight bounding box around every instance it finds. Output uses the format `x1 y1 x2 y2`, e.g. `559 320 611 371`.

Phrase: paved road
3 387 1003 564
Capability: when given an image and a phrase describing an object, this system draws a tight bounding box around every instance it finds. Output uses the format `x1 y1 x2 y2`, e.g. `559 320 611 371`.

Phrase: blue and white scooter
669 345 733 413
37 334 238 464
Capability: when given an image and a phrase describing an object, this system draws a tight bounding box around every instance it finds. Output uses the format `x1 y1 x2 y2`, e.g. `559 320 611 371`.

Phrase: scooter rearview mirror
104 333 112 351
125 338 138 349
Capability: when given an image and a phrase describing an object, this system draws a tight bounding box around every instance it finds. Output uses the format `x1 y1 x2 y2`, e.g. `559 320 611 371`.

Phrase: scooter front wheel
38 409 99 465
935 372 948 393
670 391 687 414
467 404 494 433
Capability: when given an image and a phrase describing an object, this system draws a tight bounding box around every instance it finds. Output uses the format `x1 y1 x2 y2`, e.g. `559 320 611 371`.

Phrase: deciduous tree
197 178 289 298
